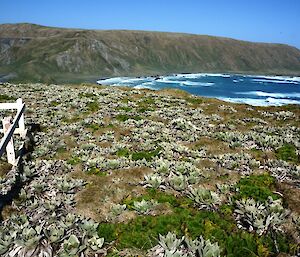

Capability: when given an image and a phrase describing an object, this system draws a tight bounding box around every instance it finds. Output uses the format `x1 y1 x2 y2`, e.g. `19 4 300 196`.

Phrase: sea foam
236 91 300 98
97 73 300 106
218 97 300 106
252 79 299 85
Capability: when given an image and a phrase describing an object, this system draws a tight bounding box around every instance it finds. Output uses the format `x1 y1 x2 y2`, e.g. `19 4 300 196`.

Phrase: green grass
86 167 107 176
116 148 130 158
99 208 224 249
98 189 290 256
79 92 96 99
98 223 118 242
62 115 81 123
140 97 155 105
234 174 279 202
185 97 203 105
123 188 193 209
117 106 132 112
86 101 100 112
121 98 131 103
87 123 103 131
131 148 161 161
56 146 67 154
98 201 288 256
88 123 114 130
50 100 60 107
138 107 154 113
116 148 161 161
67 156 82 165
115 114 142 122
0 94 16 101
276 144 298 163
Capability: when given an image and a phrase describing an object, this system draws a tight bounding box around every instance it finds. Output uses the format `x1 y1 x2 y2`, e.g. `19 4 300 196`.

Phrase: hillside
1 23 300 83
0 83 300 256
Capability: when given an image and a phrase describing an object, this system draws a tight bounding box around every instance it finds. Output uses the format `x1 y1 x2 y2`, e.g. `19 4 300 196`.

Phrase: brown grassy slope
0 23 300 83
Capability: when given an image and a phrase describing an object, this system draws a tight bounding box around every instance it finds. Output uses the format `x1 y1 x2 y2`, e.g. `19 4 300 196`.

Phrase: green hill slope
1 23 300 83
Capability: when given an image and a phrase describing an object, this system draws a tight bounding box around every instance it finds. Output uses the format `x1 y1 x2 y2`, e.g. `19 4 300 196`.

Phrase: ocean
97 73 300 106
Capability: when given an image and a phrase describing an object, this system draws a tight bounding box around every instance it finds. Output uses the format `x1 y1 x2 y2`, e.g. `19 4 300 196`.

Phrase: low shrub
276 144 298 163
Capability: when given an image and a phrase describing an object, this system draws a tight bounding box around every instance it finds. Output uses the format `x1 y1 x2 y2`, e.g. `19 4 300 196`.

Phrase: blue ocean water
97 73 300 106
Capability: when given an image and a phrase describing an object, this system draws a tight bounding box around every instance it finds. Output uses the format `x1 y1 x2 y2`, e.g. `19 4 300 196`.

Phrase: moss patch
79 92 97 99
67 156 82 165
87 123 103 131
116 148 161 161
0 94 16 101
276 144 299 163
185 97 203 105
87 101 100 112
117 106 132 112
98 205 288 256
115 114 142 122
123 188 193 209
234 174 279 202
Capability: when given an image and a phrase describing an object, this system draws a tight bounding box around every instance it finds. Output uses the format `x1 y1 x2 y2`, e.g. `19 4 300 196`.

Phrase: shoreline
97 73 300 107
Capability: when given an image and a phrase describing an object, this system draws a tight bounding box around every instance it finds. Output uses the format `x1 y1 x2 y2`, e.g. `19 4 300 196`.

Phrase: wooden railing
0 98 27 166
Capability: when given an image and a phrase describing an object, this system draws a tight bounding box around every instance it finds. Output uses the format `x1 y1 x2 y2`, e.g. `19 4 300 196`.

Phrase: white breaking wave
134 85 157 90
175 73 206 79
218 97 300 106
97 73 300 107
98 77 152 85
252 79 299 85
181 81 215 87
171 73 231 79
265 97 300 105
156 78 189 84
244 74 300 84
236 91 300 98
133 82 157 90
201 73 230 77
121 78 149 84
254 75 300 82
217 97 271 106
97 77 130 85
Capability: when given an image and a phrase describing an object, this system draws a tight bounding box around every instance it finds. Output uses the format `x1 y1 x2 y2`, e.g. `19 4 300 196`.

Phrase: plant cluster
0 82 299 256
234 197 289 236
147 232 221 257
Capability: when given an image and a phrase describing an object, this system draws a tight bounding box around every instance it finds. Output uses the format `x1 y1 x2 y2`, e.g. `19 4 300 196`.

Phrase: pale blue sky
1 0 299 49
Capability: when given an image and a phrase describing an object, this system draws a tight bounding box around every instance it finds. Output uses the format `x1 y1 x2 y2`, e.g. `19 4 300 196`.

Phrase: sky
0 0 300 49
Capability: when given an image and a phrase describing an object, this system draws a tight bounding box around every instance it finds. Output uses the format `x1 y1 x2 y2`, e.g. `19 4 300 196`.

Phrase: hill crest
1 23 300 83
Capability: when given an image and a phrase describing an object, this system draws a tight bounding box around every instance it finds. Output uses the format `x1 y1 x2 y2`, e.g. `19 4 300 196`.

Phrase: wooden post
2 116 16 165
17 98 26 139
0 98 26 166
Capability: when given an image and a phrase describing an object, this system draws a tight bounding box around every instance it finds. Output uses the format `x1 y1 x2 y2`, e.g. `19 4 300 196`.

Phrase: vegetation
0 161 12 177
79 92 97 99
50 100 60 107
0 94 16 101
115 114 142 122
123 188 193 208
116 147 161 161
1 23 300 83
1 82 299 256
86 101 100 112
185 97 203 105
276 144 299 163
234 174 279 202
98 194 288 256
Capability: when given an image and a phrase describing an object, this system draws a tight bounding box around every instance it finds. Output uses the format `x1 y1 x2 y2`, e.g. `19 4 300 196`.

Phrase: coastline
97 73 300 107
